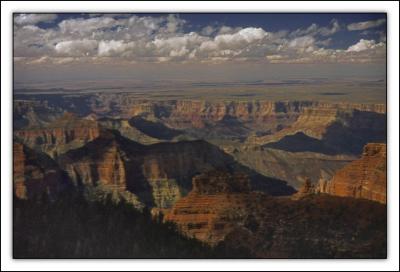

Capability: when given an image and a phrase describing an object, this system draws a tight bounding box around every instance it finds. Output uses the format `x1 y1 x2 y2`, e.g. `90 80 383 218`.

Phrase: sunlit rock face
164 171 252 245
320 143 387 204
165 170 387 258
56 130 293 210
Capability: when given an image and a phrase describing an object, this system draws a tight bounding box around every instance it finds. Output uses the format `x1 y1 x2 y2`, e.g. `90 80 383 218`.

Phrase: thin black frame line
11 12 388 260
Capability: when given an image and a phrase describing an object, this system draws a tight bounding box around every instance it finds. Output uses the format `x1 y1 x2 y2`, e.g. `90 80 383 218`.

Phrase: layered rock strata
164 171 252 245
58 131 295 209
320 143 386 204
14 112 101 157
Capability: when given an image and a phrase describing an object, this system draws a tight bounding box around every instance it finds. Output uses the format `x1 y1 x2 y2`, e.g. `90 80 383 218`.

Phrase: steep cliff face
58 131 294 209
165 171 386 258
13 142 70 200
14 112 101 157
57 130 147 208
164 171 252 245
320 143 386 204
247 107 386 151
15 95 386 152
148 101 385 141
121 99 385 127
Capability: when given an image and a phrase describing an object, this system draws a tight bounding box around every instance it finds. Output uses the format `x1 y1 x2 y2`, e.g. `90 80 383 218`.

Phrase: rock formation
57 130 294 209
14 112 101 157
16 94 385 139
248 108 386 155
164 171 252 245
165 170 387 258
320 143 386 204
13 142 70 200
229 144 355 189
97 117 160 144
13 100 64 129
291 178 315 200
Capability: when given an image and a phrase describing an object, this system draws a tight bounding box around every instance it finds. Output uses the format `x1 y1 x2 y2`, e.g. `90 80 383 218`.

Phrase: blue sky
35 13 386 48
14 13 387 83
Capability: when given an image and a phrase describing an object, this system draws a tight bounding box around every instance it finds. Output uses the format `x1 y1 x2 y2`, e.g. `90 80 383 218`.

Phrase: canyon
13 93 386 189
55 129 294 209
12 92 387 258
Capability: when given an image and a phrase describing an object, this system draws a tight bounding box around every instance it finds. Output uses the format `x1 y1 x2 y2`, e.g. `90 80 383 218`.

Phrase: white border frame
1 1 399 271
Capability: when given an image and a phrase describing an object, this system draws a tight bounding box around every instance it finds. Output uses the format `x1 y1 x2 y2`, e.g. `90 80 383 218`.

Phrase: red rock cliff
321 143 386 204
164 171 252 245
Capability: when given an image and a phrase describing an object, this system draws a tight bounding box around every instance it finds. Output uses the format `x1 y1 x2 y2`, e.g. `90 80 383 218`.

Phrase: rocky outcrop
97 117 160 144
164 171 252 245
291 178 315 200
57 130 147 208
124 99 385 122
14 112 101 157
16 94 385 137
165 171 386 258
320 143 386 204
13 142 70 200
247 107 386 152
58 131 295 209
221 194 386 258
15 95 386 154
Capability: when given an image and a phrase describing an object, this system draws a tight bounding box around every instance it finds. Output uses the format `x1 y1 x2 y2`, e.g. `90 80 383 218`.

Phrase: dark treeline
13 193 251 258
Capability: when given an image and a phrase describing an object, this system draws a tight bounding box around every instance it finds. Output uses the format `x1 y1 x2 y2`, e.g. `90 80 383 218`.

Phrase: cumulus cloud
55 39 98 56
347 39 384 52
347 18 386 31
14 14 57 25
98 40 135 57
13 14 386 65
288 36 316 51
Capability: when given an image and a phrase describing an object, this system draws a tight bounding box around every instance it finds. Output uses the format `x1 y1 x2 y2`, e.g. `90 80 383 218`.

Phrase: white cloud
13 14 386 65
288 36 316 52
14 14 57 25
98 40 135 57
215 27 268 46
55 39 98 56
347 39 379 52
347 18 386 31
165 14 185 33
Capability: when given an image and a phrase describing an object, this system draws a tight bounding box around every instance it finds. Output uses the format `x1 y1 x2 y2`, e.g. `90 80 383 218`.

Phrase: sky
13 13 387 85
